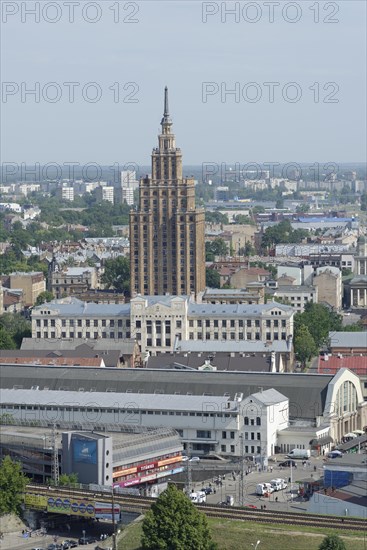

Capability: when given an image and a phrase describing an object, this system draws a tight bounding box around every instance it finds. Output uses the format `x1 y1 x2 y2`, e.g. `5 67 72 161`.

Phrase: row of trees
0 314 31 350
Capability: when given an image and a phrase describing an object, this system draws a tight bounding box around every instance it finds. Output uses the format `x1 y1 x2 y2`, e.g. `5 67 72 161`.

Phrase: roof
21 338 137 354
318 356 367 376
147 352 272 372
315 481 367 508
249 388 288 404
329 332 367 350
32 297 130 317
0 388 235 412
175 340 290 353
188 301 294 317
274 285 316 293
0 365 335 420
0 357 104 367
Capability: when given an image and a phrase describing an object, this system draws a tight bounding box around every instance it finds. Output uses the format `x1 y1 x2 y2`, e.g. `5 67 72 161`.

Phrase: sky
1 0 366 168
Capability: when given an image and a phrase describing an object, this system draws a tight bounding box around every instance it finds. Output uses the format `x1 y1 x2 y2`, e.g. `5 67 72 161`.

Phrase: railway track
26 484 367 532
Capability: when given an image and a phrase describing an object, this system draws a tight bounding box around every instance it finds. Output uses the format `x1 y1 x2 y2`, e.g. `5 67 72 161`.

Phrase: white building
96 186 114 204
56 186 74 202
31 296 295 354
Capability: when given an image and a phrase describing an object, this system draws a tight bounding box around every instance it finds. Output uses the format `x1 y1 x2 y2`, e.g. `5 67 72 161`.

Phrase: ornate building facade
129 88 205 296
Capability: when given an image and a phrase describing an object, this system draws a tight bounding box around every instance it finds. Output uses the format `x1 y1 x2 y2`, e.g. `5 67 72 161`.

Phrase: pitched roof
329 332 367 350
0 364 334 420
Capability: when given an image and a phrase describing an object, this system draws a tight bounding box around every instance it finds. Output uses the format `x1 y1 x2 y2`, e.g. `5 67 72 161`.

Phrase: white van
189 491 206 504
255 483 274 496
270 478 287 491
287 449 311 459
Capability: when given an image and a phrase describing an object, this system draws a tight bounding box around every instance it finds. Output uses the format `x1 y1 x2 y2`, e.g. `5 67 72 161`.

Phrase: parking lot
187 455 325 512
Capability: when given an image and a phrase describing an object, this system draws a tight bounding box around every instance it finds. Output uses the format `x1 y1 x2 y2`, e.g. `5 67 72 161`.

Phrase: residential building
6 271 45 307
202 286 265 305
50 267 99 298
56 185 74 202
270 285 317 313
96 185 114 204
129 87 205 297
328 332 367 356
313 267 342 310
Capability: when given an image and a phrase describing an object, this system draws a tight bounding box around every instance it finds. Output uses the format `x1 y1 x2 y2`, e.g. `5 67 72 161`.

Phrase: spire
161 86 172 129
164 86 169 117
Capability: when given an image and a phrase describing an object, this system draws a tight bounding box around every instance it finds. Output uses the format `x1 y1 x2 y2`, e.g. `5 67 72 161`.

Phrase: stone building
129 88 205 297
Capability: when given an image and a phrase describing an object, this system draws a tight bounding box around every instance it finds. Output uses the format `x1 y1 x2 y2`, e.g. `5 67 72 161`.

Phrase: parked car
189 456 200 462
200 487 213 495
327 450 343 459
63 541 78 549
278 460 296 468
243 504 257 509
78 537 97 545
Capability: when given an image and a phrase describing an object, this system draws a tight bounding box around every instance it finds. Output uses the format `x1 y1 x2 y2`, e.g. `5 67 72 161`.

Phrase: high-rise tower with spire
129 87 205 297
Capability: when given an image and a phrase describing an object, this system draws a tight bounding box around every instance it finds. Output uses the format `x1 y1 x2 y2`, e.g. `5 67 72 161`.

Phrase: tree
0 313 31 348
318 534 346 550
240 242 255 257
205 238 228 261
101 256 130 296
294 303 343 349
0 456 28 516
205 211 229 224
141 484 218 550
206 268 221 289
35 291 54 306
294 324 318 367
275 198 284 209
0 327 16 350
58 473 78 487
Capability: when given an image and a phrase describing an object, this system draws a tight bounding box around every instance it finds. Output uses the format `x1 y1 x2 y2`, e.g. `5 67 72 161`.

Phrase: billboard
94 502 120 521
24 493 47 509
73 439 97 464
47 496 95 517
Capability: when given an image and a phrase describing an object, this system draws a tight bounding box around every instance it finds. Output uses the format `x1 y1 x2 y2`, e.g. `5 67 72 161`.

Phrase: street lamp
251 541 261 549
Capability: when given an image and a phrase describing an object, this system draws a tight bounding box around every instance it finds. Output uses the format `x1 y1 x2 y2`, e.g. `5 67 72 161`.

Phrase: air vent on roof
203 392 213 396
78 388 84 392
106 388 116 392
31 385 39 390
126 389 132 393
13 385 23 389
44 387 49 390
90 388 96 392
224 392 230 397
154 390 164 394
187 392 193 395
174 391 181 395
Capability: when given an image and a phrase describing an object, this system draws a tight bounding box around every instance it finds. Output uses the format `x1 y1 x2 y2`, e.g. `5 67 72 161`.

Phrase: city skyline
1 1 366 165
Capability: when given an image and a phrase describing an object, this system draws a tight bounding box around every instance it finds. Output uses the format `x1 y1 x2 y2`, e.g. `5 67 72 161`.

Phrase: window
136 320 141 328
197 430 211 439
221 445 226 452
222 431 227 439
257 433 261 440
251 432 255 440
244 417 249 425
256 417 261 426
176 320 182 329
230 431 235 439
230 445 235 453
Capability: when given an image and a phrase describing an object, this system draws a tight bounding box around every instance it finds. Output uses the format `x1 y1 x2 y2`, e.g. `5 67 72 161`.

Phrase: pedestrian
270 466 273 473
261 505 263 510
314 465 317 472
275 497 278 503
263 505 266 510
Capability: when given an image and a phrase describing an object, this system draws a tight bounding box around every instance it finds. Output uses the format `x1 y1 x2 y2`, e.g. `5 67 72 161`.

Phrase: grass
118 517 367 550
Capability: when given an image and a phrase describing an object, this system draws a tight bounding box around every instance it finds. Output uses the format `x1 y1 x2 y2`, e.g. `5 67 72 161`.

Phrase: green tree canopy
0 313 31 348
294 303 343 349
35 291 54 306
206 268 221 289
261 219 308 251
0 326 16 350
205 238 228 261
205 211 229 224
0 456 28 516
294 324 318 366
101 256 130 296
57 473 79 487
141 484 218 550
318 534 346 550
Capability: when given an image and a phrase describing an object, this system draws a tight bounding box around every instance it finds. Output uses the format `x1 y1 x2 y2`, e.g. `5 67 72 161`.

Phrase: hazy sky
1 0 366 167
